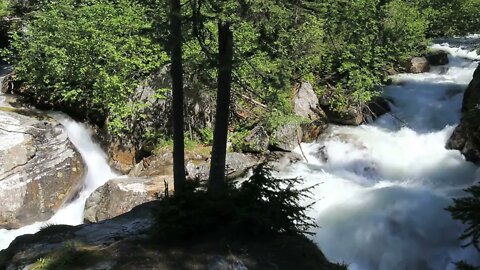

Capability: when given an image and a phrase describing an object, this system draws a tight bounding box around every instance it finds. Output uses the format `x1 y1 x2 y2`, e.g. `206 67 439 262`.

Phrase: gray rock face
84 152 263 223
0 107 84 229
270 123 302 151
407 57 430 73
293 82 321 120
186 152 263 181
241 126 269 153
446 64 480 164
84 177 170 223
322 105 364 126
291 82 329 143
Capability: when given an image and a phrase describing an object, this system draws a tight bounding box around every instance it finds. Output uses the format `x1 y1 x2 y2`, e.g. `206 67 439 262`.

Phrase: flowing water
280 39 480 269
0 110 119 250
1 39 480 269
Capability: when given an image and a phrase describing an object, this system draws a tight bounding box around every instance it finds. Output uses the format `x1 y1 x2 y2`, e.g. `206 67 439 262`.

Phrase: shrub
6 0 166 131
153 164 317 241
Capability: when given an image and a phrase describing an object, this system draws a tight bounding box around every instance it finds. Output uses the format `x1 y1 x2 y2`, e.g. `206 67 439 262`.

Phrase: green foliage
0 0 10 17
455 261 480 270
447 185 480 251
412 0 480 37
6 0 475 141
382 0 430 63
198 127 214 145
31 242 85 270
153 165 317 241
6 0 166 132
229 129 250 152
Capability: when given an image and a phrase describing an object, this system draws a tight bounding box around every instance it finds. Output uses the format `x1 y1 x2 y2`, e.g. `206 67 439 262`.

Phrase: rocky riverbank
0 70 84 229
447 63 480 163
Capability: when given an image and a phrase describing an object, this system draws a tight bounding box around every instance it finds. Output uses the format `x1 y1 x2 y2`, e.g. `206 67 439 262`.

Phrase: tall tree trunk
169 0 185 194
208 21 233 192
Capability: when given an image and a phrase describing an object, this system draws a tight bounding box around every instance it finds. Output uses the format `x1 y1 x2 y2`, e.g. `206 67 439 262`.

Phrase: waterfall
0 113 119 250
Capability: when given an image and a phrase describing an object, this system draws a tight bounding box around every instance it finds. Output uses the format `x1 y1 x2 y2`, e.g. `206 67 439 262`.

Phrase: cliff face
446 64 480 164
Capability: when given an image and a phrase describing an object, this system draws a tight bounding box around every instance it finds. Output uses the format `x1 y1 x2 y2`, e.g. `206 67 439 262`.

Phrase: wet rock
241 126 269 153
266 151 304 171
446 122 480 164
407 57 430 73
84 177 171 223
0 71 14 94
301 118 329 143
0 109 84 229
426 50 449 66
446 64 480 164
321 106 364 126
364 96 391 121
208 256 248 270
185 152 262 182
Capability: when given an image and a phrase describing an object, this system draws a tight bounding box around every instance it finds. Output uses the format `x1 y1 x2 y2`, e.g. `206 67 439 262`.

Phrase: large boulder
407 57 430 73
292 82 329 142
426 50 449 66
0 108 84 229
1 202 343 270
446 64 480 163
240 126 269 153
293 82 322 120
270 123 302 151
186 152 263 181
84 177 172 223
321 105 364 126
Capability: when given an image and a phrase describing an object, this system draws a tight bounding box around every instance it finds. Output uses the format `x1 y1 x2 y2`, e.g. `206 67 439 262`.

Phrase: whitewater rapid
0 112 118 250
282 41 480 269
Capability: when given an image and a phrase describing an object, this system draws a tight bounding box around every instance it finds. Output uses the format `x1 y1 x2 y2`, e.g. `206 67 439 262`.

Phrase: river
284 38 480 269
0 39 480 269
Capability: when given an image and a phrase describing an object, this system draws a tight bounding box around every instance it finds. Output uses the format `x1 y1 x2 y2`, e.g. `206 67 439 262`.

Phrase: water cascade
281 40 480 269
0 112 119 250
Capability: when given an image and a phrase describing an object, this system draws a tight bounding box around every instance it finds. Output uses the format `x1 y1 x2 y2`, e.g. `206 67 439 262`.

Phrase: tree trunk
208 21 233 192
169 0 185 194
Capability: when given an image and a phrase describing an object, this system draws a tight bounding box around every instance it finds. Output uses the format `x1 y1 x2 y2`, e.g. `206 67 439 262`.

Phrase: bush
447 185 480 251
447 185 480 269
0 0 9 17
153 165 317 241
6 0 166 131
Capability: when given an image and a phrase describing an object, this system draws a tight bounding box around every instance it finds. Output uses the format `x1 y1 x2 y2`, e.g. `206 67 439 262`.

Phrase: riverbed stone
84 177 172 223
270 122 302 151
407 57 430 73
446 64 480 164
0 108 84 229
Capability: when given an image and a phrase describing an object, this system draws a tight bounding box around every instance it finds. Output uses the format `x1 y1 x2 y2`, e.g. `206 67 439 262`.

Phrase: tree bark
169 0 186 194
208 21 233 192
